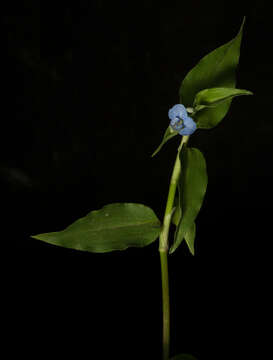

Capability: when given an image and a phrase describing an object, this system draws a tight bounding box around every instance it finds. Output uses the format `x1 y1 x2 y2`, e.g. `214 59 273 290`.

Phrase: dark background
1 1 271 359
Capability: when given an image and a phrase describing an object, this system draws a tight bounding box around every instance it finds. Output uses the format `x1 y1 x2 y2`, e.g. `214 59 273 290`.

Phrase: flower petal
168 104 188 121
179 116 197 135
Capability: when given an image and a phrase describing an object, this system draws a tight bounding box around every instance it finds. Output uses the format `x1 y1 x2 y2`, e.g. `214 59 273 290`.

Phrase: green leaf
31 203 161 253
184 221 196 255
171 354 197 360
171 200 196 255
193 87 253 111
171 203 181 227
152 126 178 157
179 17 246 129
170 147 208 254
172 203 196 255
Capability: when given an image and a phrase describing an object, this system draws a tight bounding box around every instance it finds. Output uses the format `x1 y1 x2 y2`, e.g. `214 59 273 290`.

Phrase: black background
2 1 271 359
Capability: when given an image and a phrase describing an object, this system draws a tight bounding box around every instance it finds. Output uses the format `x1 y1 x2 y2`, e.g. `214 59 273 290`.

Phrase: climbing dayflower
168 104 197 136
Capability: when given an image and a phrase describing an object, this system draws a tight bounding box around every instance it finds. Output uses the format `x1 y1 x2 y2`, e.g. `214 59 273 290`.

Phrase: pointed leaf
179 17 245 129
152 126 178 157
172 202 196 254
184 221 196 255
193 87 253 111
31 203 161 253
171 206 181 227
170 147 207 254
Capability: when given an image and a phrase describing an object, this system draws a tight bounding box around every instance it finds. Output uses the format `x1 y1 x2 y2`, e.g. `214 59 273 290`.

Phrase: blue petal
168 104 188 121
183 116 195 128
179 116 197 135
179 127 194 135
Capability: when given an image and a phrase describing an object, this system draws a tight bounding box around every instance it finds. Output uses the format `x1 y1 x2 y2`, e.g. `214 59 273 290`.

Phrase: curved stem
159 135 189 360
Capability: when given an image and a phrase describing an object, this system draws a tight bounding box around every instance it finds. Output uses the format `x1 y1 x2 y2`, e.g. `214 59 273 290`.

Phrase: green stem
159 135 189 360
160 250 170 360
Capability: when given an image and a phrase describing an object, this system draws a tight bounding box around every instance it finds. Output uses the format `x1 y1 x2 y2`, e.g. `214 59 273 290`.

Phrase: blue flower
168 104 197 136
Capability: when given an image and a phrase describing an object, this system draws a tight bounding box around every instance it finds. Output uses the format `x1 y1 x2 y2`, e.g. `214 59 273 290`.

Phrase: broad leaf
179 17 245 129
171 354 197 360
170 147 207 254
193 87 253 111
152 126 178 157
31 203 161 253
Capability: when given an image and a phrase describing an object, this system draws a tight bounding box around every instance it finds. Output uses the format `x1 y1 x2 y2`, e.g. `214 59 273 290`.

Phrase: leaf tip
30 234 40 240
30 232 54 242
169 245 176 255
238 16 246 35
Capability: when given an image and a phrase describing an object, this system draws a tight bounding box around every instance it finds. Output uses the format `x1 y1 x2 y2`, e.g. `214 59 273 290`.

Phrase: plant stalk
159 135 189 360
160 250 170 360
